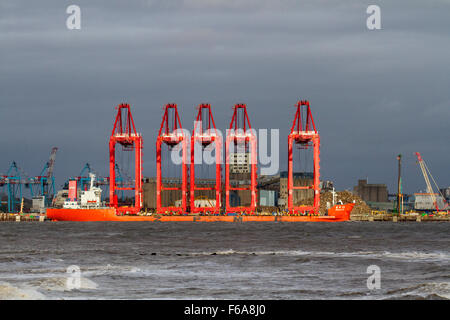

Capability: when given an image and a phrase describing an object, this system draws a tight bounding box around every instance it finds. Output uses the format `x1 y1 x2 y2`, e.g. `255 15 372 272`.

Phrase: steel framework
225 104 257 214
30 147 58 207
190 104 222 214
68 163 114 200
288 100 320 215
78 163 92 190
109 103 143 215
113 163 125 202
2 162 23 212
415 152 449 212
156 104 188 214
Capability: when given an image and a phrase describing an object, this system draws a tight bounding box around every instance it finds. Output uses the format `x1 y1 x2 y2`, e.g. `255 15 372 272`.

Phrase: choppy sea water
0 222 448 300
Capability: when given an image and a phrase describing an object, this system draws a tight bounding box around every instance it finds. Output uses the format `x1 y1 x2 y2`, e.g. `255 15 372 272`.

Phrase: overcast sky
1 0 449 195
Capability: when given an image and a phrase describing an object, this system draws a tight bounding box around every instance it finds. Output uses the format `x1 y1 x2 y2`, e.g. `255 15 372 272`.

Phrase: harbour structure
287 100 321 214
39 100 360 220
109 104 143 215
190 104 222 214
225 104 257 214
414 152 448 212
1 161 23 213
156 104 188 214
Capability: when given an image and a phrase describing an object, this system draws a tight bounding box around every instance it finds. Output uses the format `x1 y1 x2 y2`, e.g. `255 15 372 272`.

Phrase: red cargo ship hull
46 204 354 222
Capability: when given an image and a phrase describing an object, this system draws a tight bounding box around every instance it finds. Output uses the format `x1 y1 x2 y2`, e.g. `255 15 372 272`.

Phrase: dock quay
1 212 449 222
351 213 450 222
0 213 46 222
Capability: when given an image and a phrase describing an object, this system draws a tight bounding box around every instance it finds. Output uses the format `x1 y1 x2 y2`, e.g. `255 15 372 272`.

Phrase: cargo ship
47 203 355 222
46 173 355 222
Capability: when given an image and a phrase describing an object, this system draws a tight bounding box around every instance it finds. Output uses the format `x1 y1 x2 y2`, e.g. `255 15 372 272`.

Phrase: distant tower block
288 100 321 215
230 153 250 173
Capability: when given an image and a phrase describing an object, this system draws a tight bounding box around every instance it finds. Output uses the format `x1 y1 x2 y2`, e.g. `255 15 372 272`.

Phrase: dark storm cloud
0 0 449 194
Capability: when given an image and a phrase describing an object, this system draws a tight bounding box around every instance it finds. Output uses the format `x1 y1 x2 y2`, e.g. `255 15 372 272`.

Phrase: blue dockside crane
66 163 123 201
64 163 93 191
115 163 125 202
78 163 92 191
2 162 23 213
30 147 58 207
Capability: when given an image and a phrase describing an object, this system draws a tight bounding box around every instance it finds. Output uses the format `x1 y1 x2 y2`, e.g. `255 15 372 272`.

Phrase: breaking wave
26 276 98 292
385 282 450 300
167 249 449 261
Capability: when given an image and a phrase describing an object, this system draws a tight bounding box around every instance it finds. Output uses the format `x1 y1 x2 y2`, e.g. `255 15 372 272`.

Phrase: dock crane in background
77 163 92 191
64 163 121 202
415 152 449 212
113 163 125 202
30 147 58 207
1 162 23 212
94 164 125 202
396 154 403 214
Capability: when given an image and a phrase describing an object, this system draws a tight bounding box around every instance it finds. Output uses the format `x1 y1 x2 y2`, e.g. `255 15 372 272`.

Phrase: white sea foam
0 282 46 300
380 251 449 261
418 282 450 299
386 282 450 300
26 276 98 292
81 264 142 277
181 249 450 261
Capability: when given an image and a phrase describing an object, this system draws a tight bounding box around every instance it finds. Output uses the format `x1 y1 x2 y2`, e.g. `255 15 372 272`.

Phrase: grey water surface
0 222 448 299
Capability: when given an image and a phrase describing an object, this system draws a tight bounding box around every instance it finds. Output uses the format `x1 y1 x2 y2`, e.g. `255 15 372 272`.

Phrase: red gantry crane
156 104 188 214
190 104 222 214
109 104 143 215
288 100 321 215
225 104 257 214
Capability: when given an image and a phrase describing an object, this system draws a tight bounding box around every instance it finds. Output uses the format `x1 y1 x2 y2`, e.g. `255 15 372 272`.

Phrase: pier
0 213 46 222
350 213 450 222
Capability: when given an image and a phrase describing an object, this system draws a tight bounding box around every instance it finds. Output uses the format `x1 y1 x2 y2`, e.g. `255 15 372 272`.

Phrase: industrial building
440 187 450 201
143 177 253 212
257 171 314 208
353 179 389 203
142 172 314 212
414 193 446 211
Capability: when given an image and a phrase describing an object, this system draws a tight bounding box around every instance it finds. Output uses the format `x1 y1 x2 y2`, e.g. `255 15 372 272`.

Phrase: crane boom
415 152 448 212
47 147 58 178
